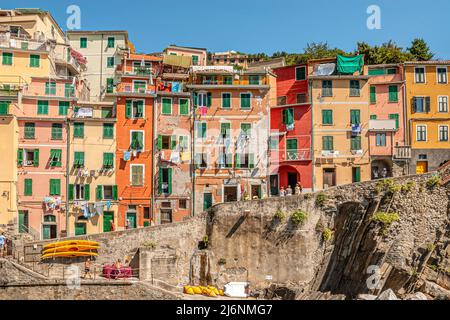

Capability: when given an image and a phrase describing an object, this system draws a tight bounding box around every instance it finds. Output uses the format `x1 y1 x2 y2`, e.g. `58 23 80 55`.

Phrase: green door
203 193 213 211
75 223 86 236
18 210 28 233
103 211 114 232
352 167 361 183
126 213 137 229
42 225 51 240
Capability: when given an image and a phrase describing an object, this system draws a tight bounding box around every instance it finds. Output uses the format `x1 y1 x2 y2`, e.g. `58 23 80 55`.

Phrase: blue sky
3 0 450 58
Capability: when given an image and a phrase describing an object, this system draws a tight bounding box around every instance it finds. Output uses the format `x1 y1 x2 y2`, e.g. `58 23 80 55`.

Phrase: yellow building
67 101 118 236
309 56 371 190
404 61 450 173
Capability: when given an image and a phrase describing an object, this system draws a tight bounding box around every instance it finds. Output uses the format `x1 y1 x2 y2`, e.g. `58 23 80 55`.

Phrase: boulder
404 292 427 300
357 294 377 300
376 289 399 300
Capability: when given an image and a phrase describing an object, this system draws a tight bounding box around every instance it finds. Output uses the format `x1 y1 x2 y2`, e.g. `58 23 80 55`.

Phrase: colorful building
404 61 450 173
67 100 118 236
154 55 193 223
309 56 371 190
187 66 275 214
109 53 161 229
368 64 409 178
165 45 207 66
269 64 312 195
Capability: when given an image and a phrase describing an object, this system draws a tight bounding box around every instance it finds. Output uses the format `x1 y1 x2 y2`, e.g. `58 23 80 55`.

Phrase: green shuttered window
0 101 10 115
80 37 87 48
370 86 376 104
37 100 49 115
103 123 114 139
45 82 56 95
2 52 12 65
103 153 114 168
389 85 398 102
24 123 35 139
282 108 294 126
162 98 172 115
179 98 189 115
51 123 63 140
73 122 84 138
30 54 40 68
50 149 62 167
350 110 361 125
131 131 144 150
240 93 251 109
222 93 231 108
322 110 333 125
24 179 32 196
351 136 362 150
322 136 334 151
49 179 61 196
59 101 69 115
389 113 400 129
74 152 85 168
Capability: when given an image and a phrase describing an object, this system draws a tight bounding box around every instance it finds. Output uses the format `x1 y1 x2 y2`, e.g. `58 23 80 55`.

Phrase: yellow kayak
42 245 99 255
41 251 98 259
43 240 100 250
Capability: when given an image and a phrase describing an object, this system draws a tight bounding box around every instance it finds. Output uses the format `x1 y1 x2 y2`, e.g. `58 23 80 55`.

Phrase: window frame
161 97 173 115
179 98 190 115
439 125 449 142
416 125 427 142
130 130 145 151
438 96 449 113
295 66 306 81
240 92 252 110
414 66 426 84
436 66 448 84
130 164 145 187
103 123 114 139
106 56 115 68
107 37 115 49
80 37 87 48
221 92 232 109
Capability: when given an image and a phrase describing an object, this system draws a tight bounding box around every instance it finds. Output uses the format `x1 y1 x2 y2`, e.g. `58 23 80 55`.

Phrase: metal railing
192 78 269 86
22 84 76 98
0 36 49 52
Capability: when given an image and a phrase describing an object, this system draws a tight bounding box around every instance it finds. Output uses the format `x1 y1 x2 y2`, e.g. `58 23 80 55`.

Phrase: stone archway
371 159 393 180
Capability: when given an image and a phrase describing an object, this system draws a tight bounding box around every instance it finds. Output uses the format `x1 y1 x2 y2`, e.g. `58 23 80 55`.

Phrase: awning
163 54 191 68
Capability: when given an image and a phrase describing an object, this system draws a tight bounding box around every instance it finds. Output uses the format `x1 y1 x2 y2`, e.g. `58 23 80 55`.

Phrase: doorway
269 175 279 196
18 210 29 233
416 161 428 174
160 209 172 224
42 224 57 240
323 168 336 189
203 193 213 211
103 211 114 232
287 172 298 189
126 212 137 229
75 223 86 236
251 185 262 199
223 186 238 202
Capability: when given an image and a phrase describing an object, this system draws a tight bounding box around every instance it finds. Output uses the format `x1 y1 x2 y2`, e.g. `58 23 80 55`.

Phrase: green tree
407 38 434 61
356 41 413 64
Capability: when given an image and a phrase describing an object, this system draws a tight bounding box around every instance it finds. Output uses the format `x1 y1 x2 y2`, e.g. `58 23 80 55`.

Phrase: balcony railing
394 145 411 159
0 76 26 97
190 78 269 86
286 149 311 161
22 84 76 99
110 83 156 95
0 36 49 52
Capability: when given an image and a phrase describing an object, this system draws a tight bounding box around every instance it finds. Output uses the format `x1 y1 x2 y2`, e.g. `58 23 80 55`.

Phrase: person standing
286 185 293 196
84 258 93 279
0 233 6 257
279 187 286 197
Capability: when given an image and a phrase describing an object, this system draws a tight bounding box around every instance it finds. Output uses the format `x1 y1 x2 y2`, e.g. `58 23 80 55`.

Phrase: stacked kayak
41 240 100 259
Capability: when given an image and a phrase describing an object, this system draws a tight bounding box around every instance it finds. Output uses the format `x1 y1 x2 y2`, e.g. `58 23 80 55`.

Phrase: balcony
369 119 397 132
106 83 156 97
0 36 49 52
187 75 270 89
394 145 411 159
22 83 76 100
285 149 311 161
0 76 25 98
71 105 116 122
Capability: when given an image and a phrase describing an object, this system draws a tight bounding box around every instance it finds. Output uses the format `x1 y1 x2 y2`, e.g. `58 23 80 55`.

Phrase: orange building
108 53 162 229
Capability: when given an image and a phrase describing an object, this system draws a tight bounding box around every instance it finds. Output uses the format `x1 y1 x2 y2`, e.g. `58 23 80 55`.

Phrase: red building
269 64 312 195
108 53 162 229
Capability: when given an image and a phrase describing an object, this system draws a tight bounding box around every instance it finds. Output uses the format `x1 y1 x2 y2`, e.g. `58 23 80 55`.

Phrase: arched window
43 215 56 223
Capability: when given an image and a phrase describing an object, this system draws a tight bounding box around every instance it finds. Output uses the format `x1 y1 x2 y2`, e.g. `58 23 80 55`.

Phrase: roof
309 75 370 80
368 63 402 68
67 30 129 43
166 45 207 52
248 57 286 70
404 60 450 65
128 53 162 62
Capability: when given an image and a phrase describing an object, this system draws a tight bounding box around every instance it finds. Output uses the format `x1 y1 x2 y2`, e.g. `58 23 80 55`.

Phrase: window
59 101 69 116
73 122 84 138
415 67 425 83
45 82 56 95
162 98 172 115
195 92 211 107
102 186 114 200
179 98 189 115
322 136 334 151
37 100 49 115
192 55 199 65
2 52 12 65
194 153 208 168
103 153 114 168
437 67 448 84
277 96 286 106
240 123 251 138
74 184 86 200
0 101 10 115
106 78 114 93
439 126 449 142
369 68 385 75
220 123 231 140
157 135 174 150
322 110 333 125
21 149 39 167
65 83 74 98
438 96 448 112
352 167 361 183
107 37 115 48
388 85 398 102
240 93 251 109
107 56 115 68
103 123 114 139
236 153 254 169
24 179 32 196
322 80 332 97
389 114 400 129
80 37 87 48
286 139 298 160
51 123 63 140
179 199 187 209
351 136 362 150
412 97 431 113
295 66 306 81
387 68 397 75
249 75 260 85
49 179 61 196
376 133 386 146
73 152 85 168
130 131 144 151
350 80 360 97
297 93 307 104
269 136 279 150
131 165 144 186
370 86 376 104
223 76 233 85
350 110 361 125
222 93 231 108
125 100 144 118
133 80 146 92
282 108 294 126
102 107 113 118
24 123 35 139
30 54 40 68
370 115 377 120
218 149 233 168
159 168 172 194
416 125 427 141
49 149 62 167
197 122 207 139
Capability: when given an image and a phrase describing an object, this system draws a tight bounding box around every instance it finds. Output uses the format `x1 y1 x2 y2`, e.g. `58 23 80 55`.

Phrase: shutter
84 184 90 201
157 135 163 150
24 179 32 196
96 185 103 200
370 86 376 103
193 92 198 107
412 97 417 113
33 149 39 167
17 149 23 166
389 86 398 102
158 168 162 194
249 154 255 169
235 153 241 168
207 92 212 107
425 97 431 112
112 185 118 200
138 132 144 149
137 100 144 117
68 184 74 201
125 100 132 118
167 168 172 194
201 123 207 138
171 135 177 149
282 109 287 124
55 180 61 195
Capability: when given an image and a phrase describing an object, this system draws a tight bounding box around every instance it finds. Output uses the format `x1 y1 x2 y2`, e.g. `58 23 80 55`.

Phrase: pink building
16 77 76 239
368 64 408 178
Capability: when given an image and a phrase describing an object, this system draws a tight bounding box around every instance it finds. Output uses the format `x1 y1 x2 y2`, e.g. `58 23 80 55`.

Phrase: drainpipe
99 34 104 101
402 66 411 175
65 119 71 236
309 79 315 192
151 93 156 224
191 86 196 217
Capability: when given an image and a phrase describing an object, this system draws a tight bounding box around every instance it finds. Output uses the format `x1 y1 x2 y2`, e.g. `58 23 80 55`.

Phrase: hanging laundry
95 202 104 216
171 82 180 92
88 203 96 217
180 152 191 162
123 151 131 161
82 203 89 218
170 151 181 164
105 200 111 210
286 123 295 131
200 106 208 116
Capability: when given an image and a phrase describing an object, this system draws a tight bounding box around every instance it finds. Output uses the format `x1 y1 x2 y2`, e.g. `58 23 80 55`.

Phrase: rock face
376 289 399 300
404 292 428 300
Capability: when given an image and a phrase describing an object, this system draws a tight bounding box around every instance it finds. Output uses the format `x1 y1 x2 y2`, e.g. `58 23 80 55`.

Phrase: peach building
187 66 275 214
165 45 207 66
368 64 409 178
